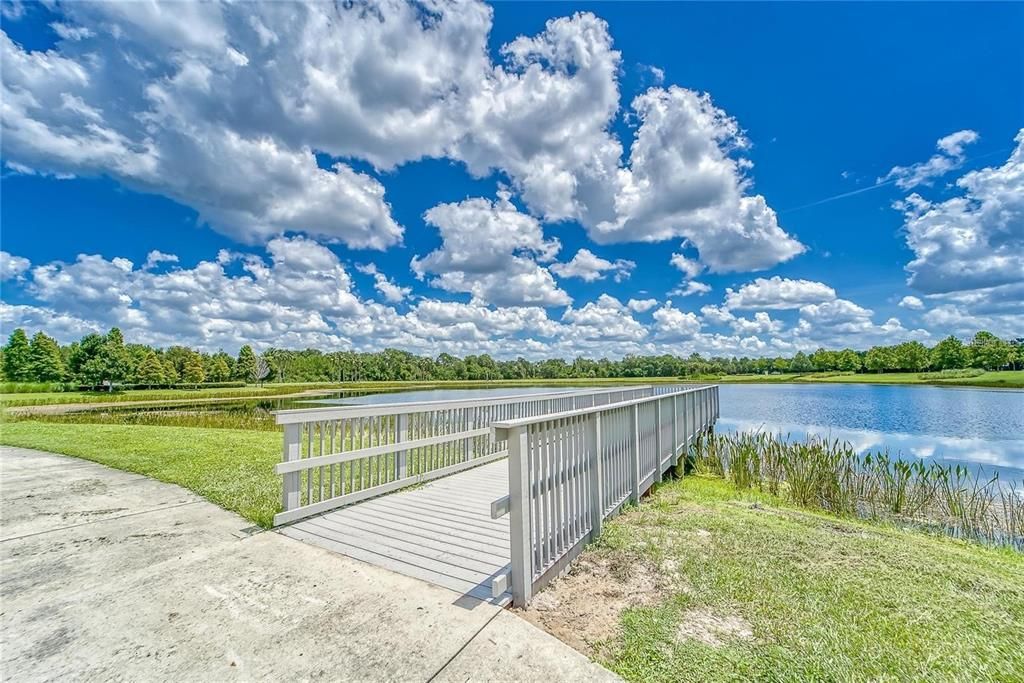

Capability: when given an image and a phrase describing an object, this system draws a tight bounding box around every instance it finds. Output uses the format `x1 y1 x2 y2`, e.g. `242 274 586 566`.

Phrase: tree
1010 338 1024 371
790 351 813 373
2 328 32 381
162 358 179 384
28 332 66 382
930 335 966 370
894 341 929 372
864 346 892 373
182 353 206 386
96 327 131 386
210 357 231 382
836 349 862 372
235 345 258 382
137 352 165 387
968 331 1012 370
810 348 838 372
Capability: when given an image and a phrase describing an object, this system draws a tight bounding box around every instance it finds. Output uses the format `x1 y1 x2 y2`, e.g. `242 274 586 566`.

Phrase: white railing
490 384 719 605
271 385 685 525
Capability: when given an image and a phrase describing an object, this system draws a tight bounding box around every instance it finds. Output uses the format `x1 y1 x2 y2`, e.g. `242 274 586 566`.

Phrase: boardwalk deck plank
280 460 512 604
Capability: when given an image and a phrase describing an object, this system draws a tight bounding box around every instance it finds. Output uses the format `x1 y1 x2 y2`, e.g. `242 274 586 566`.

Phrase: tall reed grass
689 431 1023 551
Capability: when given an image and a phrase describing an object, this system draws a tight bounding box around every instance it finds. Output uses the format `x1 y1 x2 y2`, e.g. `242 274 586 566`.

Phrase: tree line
0 327 1020 388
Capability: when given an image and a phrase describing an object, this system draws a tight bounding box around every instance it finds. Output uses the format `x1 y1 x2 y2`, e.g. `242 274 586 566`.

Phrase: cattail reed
690 431 1023 551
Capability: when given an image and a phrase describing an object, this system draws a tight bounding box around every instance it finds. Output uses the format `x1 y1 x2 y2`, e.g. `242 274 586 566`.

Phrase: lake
717 384 1024 484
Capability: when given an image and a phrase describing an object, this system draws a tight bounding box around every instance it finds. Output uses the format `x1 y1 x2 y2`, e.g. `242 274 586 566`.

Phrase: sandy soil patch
519 553 674 656
674 608 753 647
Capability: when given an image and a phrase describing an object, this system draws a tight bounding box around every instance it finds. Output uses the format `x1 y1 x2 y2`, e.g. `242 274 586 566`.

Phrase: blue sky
1 1 1021 358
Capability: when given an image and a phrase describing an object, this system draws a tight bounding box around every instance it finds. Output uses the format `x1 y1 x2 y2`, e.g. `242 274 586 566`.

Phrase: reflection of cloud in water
717 418 1024 483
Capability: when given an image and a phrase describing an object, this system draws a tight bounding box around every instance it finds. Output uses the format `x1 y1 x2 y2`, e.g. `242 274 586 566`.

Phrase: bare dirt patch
519 552 675 656
674 608 753 647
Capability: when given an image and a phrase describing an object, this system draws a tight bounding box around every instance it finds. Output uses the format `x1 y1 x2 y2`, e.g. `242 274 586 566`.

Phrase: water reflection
717 418 1024 485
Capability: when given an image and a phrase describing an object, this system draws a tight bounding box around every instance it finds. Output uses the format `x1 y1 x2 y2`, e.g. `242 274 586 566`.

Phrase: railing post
654 399 663 483
630 404 641 503
671 395 679 464
282 423 301 512
586 412 603 540
505 424 533 607
688 392 695 445
395 413 408 479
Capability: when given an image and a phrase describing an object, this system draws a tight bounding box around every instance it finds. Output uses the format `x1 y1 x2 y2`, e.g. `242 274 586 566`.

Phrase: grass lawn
530 476 1024 682
0 421 282 527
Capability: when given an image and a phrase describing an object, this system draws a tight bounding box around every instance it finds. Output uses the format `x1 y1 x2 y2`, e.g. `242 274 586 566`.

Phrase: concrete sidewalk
0 446 618 682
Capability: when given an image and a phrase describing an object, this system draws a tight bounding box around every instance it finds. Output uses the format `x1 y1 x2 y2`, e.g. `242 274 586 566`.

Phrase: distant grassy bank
531 476 1024 681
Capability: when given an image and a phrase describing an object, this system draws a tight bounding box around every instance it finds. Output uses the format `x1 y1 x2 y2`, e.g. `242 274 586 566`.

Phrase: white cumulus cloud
413 193 568 308
550 248 634 283
0 251 31 281
882 129 979 190
724 276 836 310
898 295 924 310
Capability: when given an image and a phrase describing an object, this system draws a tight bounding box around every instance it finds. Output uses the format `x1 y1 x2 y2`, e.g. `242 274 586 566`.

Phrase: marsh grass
13 401 283 431
690 431 1024 551
918 368 985 380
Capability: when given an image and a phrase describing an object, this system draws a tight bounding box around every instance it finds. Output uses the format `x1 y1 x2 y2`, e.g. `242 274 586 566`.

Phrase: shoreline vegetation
689 431 1023 551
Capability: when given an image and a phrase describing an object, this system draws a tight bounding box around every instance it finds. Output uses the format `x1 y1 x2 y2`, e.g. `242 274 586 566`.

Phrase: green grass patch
0 421 281 527
591 476 1024 681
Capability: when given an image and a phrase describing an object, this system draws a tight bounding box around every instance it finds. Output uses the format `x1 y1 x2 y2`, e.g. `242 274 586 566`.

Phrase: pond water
717 384 1024 484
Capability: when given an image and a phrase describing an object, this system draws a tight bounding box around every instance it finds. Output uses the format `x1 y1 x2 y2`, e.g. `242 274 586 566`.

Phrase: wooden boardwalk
278 460 512 604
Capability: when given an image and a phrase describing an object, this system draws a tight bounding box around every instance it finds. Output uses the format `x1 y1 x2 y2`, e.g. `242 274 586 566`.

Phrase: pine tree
182 353 206 386
2 328 32 381
28 332 66 382
137 352 165 387
236 344 258 383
